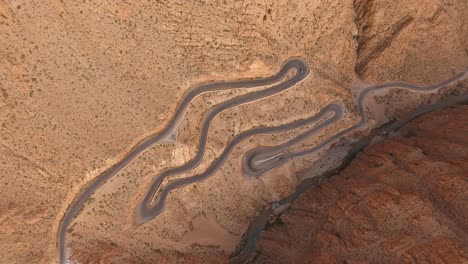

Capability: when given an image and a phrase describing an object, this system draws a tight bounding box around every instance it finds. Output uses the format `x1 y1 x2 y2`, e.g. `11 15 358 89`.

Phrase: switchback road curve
58 55 467 263
58 58 309 264
242 69 468 176
136 102 344 223
138 68 467 224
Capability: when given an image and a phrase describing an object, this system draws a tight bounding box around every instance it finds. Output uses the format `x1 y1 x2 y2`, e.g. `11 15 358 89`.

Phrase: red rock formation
253 105 468 263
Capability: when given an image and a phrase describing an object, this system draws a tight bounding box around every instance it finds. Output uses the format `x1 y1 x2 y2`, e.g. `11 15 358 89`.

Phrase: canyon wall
252 105 468 263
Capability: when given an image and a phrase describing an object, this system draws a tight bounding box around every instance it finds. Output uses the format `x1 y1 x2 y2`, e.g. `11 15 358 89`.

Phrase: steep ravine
246 104 468 263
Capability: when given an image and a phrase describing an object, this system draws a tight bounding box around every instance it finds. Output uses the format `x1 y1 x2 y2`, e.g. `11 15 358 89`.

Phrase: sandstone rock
253 106 468 263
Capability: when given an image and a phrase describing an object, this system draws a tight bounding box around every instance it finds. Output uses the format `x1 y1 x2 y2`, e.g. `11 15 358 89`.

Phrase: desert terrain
0 0 467 263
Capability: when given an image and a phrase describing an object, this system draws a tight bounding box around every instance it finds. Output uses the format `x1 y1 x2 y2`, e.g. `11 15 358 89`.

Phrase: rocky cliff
252 105 468 263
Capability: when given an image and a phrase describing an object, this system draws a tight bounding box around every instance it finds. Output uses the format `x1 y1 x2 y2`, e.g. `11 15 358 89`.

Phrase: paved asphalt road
58 57 309 264
58 56 467 264
242 69 468 176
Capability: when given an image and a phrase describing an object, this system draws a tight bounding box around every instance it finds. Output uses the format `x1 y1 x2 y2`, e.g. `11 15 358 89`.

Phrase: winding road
57 55 467 264
57 57 309 264
242 69 468 176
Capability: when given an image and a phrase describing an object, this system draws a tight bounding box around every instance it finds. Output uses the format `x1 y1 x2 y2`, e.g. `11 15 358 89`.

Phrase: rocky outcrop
252 105 468 263
353 0 468 83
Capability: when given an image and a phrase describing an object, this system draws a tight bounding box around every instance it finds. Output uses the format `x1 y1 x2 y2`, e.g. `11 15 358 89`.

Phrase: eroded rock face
252 105 468 263
353 0 468 83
